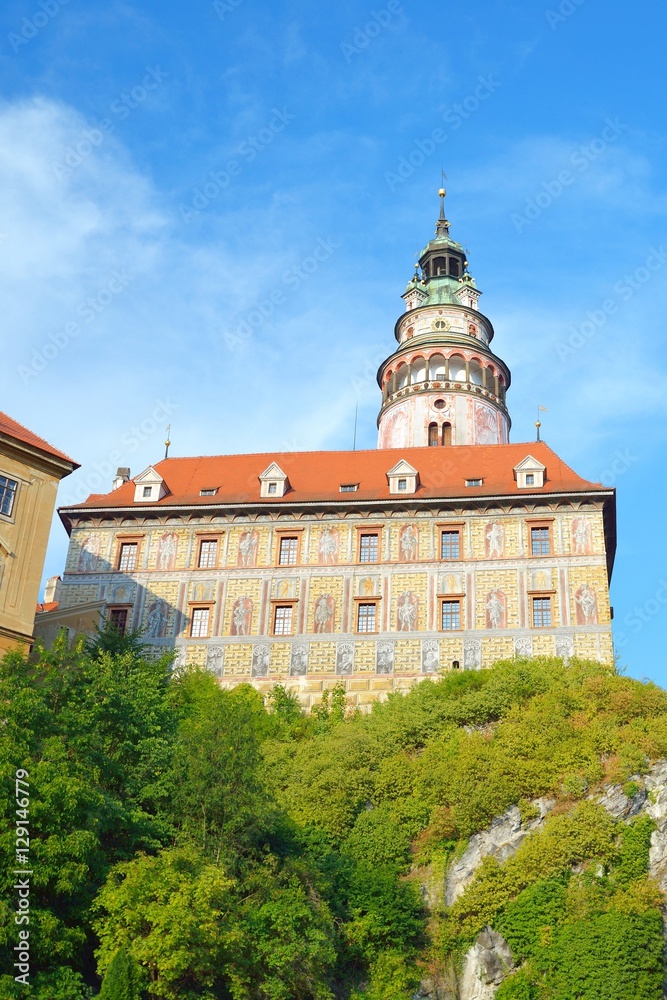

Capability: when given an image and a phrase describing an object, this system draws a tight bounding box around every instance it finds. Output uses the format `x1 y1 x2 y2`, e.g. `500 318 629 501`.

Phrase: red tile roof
0 411 78 468
35 602 59 613
66 442 609 510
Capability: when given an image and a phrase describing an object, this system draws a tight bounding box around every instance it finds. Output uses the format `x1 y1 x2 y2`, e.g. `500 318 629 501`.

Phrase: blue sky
1 0 665 683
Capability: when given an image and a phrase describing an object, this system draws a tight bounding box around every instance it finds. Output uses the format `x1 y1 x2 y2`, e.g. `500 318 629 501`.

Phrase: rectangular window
440 530 461 560
198 539 218 568
109 608 128 633
532 597 552 628
142 486 152 498
357 602 377 633
267 482 278 494
530 526 551 556
190 607 210 638
0 474 18 517
441 600 461 630
525 473 535 485
397 478 407 491
200 488 217 496
118 542 138 571
273 605 293 635
359 533 379 562
340 484 358 492
465 478 483 487
279 536 298 566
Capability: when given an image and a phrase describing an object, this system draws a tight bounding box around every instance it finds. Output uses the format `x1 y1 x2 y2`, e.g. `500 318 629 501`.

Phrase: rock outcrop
417 760 667 1000
445 799 554 907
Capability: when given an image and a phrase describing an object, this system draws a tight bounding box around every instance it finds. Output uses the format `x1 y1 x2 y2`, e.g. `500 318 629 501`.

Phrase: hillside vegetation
1 631 666 999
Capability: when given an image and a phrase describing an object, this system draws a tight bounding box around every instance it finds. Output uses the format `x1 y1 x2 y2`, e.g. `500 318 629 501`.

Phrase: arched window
397 364 409 389
449 354 466 382
442 422 452 446
429 353 447 381
428 423 439 447
412 358 426 384
469 360 484 386
433 257 447 276
449 258 460 278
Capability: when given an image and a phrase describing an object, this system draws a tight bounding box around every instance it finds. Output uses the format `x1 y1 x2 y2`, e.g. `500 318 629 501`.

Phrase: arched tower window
433 257 447 276
428 423 438 447
442 422 452 446
449 258 460 278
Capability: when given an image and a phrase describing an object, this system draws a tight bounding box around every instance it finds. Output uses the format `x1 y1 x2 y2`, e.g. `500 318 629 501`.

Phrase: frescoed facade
52 192 617 709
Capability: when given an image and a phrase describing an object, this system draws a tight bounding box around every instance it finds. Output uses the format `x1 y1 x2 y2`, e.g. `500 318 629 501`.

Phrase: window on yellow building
273 605 294 635
0 474 18 517
279 536 298 565
118 542 138 571
190 607 210 638
357 602 377 633
198 539 218 568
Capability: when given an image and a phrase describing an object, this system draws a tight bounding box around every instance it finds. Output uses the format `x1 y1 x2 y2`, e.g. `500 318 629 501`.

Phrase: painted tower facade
377 190 511 450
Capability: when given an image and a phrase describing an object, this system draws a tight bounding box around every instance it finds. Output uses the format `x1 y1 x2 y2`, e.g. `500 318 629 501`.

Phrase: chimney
43 575 61 605
112 467 131 491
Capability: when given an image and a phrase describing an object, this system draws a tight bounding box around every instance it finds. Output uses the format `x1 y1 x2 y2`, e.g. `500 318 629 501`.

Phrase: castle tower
377 189 512 449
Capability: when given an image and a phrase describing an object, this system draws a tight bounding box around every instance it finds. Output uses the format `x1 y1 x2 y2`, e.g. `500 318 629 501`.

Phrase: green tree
99 948 143 1000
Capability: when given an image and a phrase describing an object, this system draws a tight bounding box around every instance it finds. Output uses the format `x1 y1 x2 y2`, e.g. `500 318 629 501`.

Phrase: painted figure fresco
318 526 340 565
251 643 270 677
206 645 224 678
238 529 259 567
78 535 100 573
396 591 419 632
575 583 598 625
422 639 440 674
359 576 377 596
485 590 507 629
376 641 395 675
474 403 499 445
192 581 215 603
230 595 253 636
515 635 533 658
290 644 309 676
157 532 178 571
314 593 335 633
145 598 168 638
571 517 593 555
399 524 419 562
336 642 355 676
464 638 482 670
485 522 504 559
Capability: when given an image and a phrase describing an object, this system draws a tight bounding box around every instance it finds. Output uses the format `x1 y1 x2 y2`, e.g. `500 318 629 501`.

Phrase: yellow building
0 412 78 655
54 192 617 708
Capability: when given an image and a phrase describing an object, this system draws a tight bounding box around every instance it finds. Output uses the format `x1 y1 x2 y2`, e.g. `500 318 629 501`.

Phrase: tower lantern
377 189 511 449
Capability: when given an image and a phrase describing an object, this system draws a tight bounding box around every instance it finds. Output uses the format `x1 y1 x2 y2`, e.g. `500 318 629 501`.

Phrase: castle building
0 412 78 655
52 193 616 707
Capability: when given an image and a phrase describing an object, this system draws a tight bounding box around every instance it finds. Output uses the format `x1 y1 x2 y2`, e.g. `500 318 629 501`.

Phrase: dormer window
259 462 289 498
465 478 483 487
387 460 419 495
133 466 168 503
340 484 358 492
514 456 546 489
200 487 217 497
